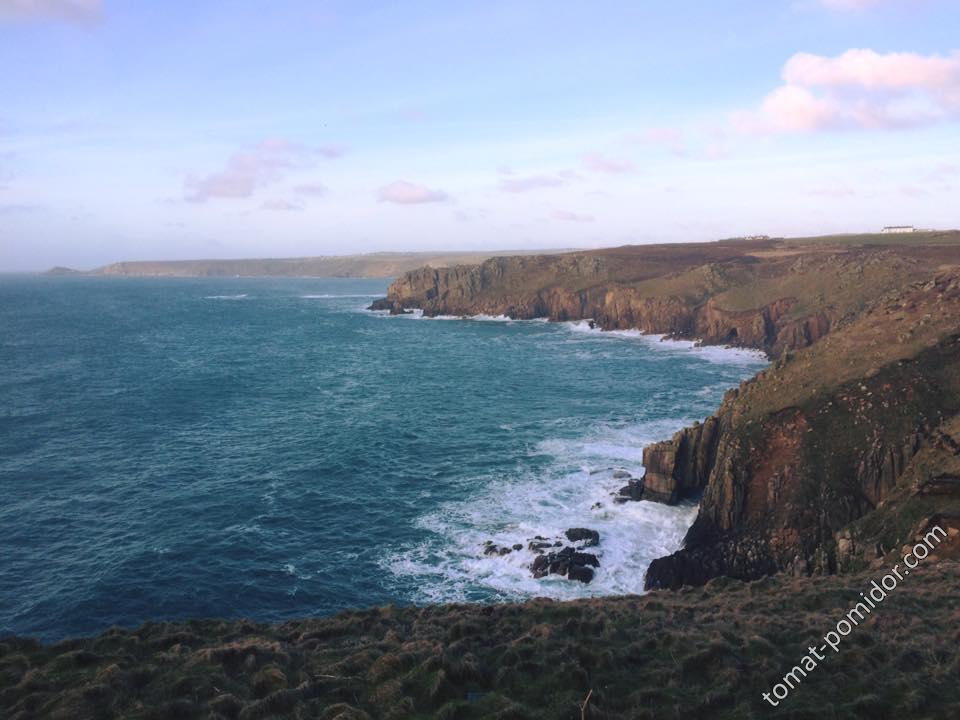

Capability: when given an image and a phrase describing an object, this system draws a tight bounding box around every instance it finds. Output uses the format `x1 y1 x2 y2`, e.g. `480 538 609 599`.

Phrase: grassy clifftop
3 563 959 719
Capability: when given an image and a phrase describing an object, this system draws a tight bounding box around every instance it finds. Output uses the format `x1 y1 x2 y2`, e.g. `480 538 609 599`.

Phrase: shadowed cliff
372 233 960 592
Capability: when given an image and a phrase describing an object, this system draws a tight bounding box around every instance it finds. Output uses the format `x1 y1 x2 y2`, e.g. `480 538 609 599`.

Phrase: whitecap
382 418 704 603
300 294 382 299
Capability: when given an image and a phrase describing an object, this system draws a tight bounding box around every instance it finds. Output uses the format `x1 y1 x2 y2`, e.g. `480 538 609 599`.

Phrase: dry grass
3 564 960 719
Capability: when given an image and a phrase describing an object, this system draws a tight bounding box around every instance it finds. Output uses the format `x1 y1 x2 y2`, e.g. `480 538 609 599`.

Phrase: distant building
881 226 916 234
741 235 770 241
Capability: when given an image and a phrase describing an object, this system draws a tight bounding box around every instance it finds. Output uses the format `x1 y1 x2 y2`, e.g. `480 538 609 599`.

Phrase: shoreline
372 306 768 599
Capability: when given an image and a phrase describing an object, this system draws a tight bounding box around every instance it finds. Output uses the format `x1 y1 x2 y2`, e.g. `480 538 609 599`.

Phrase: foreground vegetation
3 562 959 720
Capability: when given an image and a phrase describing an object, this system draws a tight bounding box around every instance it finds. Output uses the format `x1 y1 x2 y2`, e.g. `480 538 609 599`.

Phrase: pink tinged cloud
185 139 337 202
498 174 566 193
552 210 594 223
631 127 687 156
293 183 327 196
818 0 883 9
582 153 635 174
784 50 960 90
0 0 101 23
734 49 960 134
261 199 302 211
377 181 448 204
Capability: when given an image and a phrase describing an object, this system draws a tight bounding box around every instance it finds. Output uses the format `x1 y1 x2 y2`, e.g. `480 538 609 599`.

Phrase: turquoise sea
0 276 766 641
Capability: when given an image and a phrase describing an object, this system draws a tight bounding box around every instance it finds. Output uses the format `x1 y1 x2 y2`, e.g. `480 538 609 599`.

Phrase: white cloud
185 139 339 203
582 152 634 174
0 0 101 23
293 182 327 197
628 127 687 156
734 49 960 134
498 173 567 193
817 0 884 9
261 199 302 211
377 180 448 204
552 210 594 223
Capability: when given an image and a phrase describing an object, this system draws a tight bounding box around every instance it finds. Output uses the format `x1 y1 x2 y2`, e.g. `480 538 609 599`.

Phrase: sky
1 0 959 270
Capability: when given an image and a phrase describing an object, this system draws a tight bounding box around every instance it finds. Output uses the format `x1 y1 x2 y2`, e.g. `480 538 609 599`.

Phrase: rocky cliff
374 242 860 356
372 237 960 591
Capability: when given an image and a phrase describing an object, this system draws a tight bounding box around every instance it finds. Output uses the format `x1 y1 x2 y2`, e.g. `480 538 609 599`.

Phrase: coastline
371 305 769 598
370 242 960 592
6 238 960 717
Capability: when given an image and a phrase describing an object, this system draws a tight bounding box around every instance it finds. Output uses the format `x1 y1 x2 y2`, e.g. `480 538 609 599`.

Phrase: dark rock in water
528 541 553 552
484 540 518 556
572 552 599 568
568 565 595 583
616 479 645 502
530 554 549 578
613 469 632 480
367 297 393 311
564 528 600 547
367 297 412 315
591 502 603 510
530 545 600 583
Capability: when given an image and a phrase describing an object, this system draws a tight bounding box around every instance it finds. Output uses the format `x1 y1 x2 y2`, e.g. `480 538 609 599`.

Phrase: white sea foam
379 308 766 604
382 419 701 603
373 309 551 323
300 294 382 299
377 311 768 363
564 320 769 364
203 294 249 300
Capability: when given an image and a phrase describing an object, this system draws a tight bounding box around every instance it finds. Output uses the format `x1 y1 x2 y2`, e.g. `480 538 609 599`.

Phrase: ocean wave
372 309 550 323
382 418 700 603
375 311 767 363
564 320 769 364
300 294 382 299
203 294 249 300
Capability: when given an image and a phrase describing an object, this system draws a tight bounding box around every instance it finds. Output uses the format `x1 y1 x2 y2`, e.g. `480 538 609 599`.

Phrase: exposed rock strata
373 242 960 591
646 275 960 588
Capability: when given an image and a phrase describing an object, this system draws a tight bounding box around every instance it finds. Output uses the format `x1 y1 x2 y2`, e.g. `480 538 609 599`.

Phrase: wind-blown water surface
0 276 766 640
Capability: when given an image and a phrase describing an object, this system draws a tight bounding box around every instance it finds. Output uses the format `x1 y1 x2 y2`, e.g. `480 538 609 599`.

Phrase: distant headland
42 250 574 279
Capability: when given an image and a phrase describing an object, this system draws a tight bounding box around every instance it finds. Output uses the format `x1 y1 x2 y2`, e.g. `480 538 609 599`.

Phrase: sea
0 276 767 641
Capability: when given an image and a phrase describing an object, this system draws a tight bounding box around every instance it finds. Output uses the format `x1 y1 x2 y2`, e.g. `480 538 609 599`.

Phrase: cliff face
640 417 720 504
378 247 853 356
374 240 960 590
647 273 960 588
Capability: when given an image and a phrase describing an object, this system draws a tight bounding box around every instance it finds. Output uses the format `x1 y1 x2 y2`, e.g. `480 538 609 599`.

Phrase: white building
881 226 916 234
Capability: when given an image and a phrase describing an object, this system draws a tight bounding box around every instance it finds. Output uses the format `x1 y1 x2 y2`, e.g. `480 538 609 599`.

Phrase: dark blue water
0 276 766 641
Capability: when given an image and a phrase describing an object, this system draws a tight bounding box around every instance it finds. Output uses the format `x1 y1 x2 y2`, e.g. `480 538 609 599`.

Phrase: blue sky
1 0 958 270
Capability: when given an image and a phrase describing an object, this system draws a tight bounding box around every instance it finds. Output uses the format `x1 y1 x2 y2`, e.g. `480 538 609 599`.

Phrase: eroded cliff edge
371 237 960 590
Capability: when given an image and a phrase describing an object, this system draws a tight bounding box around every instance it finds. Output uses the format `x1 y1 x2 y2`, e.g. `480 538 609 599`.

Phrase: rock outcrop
646 273 960 589
373 239 960 592
370 244 912 357
639 418 720 503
